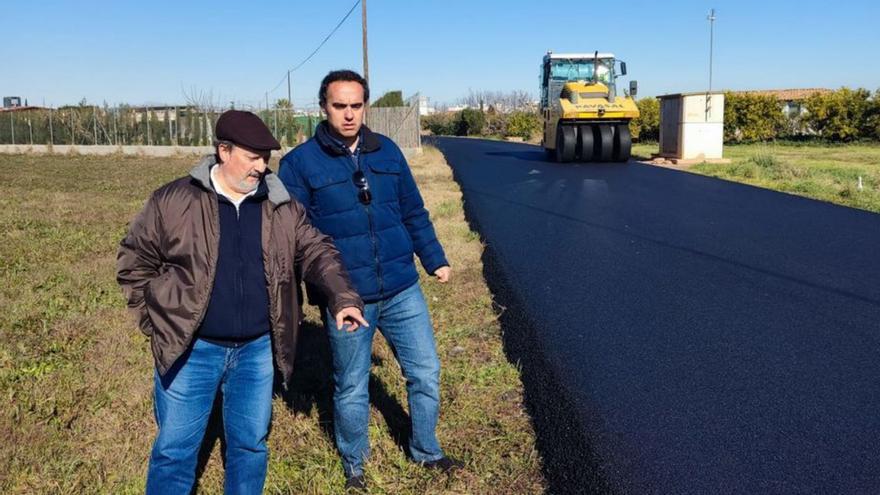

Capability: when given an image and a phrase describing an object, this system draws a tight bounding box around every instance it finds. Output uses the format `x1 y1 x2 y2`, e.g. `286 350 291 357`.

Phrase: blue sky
2 0 879 108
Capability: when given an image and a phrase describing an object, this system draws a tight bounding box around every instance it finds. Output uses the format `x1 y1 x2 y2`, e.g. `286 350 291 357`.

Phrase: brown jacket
116 156 362 384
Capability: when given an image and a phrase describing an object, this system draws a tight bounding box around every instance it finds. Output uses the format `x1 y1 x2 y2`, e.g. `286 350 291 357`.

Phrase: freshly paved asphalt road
434 137 880 494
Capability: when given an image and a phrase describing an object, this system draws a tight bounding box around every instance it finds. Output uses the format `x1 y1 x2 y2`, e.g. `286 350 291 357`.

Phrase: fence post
93 106 99 145
10 112 15 145
416 93 422 152
28 114 33 145
146 108 152 145
49 108 54 145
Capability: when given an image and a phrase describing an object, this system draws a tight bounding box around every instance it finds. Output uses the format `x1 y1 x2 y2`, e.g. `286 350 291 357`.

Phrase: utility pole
362 0 369 87
707 8 716 93
705 8 717 119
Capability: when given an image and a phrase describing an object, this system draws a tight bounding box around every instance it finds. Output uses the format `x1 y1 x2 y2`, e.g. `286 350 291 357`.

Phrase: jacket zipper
235 205 243 340
355 150 383 299
365 203 383 298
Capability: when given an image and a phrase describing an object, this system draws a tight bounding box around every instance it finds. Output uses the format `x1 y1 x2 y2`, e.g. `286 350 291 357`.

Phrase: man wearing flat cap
117 110 368 494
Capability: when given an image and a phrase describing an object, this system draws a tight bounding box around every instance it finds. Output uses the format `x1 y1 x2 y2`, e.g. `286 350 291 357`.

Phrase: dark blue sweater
197 178 271 345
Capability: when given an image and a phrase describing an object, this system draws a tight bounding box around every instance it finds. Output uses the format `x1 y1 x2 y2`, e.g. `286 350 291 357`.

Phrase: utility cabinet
657 92 724 160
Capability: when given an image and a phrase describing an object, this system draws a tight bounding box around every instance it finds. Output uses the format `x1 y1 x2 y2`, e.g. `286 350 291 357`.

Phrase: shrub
506 111 541 139
723 92 786 142
456 108 485 136
421 112 457 136
869 89 880 140
629 97 659 142
483 111 509 137
803 87 872 141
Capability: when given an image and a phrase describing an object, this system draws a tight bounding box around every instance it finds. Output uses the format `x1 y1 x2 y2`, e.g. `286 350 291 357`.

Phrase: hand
433 266 451 283
335 307 369 333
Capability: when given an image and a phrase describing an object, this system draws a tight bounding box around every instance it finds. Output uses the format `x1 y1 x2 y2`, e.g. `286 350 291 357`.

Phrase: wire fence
0 106 322 147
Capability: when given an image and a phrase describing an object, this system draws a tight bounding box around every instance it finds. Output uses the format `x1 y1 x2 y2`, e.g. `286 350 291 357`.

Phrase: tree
373 91 405 108
459 89 535 112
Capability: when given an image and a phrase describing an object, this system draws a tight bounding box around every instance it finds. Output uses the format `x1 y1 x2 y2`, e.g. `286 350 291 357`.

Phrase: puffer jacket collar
314 121 382 157
189 155 291 207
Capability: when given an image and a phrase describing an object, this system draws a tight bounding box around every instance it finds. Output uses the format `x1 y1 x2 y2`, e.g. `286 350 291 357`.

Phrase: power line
289 0 360 73
264 0 361 101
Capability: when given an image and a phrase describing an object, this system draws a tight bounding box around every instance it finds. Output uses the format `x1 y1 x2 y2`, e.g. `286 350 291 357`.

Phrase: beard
235 174 260 193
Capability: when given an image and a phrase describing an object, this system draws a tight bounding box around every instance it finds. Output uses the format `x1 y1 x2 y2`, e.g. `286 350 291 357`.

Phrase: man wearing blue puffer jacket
278 70 461 491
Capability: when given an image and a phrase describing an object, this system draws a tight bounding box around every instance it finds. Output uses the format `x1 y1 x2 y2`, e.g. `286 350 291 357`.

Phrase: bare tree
181 86 225 145
459 89 536 113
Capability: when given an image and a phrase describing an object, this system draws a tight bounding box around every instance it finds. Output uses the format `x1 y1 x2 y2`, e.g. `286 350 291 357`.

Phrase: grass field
0 148 544 493
633 141 880 214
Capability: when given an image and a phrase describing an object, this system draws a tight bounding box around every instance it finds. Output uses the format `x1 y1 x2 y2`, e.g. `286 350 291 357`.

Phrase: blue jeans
146 333 274 495
325 283 444 477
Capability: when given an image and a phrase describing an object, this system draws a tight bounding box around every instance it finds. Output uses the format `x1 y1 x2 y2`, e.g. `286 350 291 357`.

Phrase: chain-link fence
0 106 322 147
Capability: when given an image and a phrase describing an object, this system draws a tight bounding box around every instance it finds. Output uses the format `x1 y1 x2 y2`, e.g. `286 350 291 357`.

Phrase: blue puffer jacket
278 122 448 303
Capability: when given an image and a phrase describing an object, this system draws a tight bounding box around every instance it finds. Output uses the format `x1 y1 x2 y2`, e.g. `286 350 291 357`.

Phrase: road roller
540 51 639 163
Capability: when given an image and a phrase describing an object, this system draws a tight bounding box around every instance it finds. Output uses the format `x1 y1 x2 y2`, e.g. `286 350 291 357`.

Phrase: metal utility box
657 92 724 160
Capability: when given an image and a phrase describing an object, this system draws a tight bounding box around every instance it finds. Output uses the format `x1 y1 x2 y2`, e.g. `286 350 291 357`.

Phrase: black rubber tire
614 124 632 162
577 124 595 162
555 124 577 163
595 124 614 162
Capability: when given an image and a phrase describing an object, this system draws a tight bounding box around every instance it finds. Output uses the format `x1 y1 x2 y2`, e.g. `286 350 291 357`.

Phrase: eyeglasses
352 170 372 205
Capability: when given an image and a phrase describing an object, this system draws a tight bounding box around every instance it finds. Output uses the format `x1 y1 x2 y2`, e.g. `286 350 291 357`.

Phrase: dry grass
0 149 544 494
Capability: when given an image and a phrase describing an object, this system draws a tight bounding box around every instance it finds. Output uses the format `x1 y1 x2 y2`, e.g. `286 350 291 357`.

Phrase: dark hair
319 70 369 107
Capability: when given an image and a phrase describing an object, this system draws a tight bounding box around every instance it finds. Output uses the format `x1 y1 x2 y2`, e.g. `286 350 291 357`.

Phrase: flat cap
215 110 281 151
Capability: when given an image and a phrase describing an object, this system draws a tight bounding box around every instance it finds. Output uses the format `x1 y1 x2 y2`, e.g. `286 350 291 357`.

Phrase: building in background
736 88 831 118
3 97 23 108
418 95 435 116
